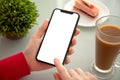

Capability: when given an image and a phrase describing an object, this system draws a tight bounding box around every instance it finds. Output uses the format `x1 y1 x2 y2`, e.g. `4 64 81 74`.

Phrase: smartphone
36 8 80 66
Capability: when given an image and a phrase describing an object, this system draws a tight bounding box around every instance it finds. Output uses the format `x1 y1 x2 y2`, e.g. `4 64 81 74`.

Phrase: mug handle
114 50 120 68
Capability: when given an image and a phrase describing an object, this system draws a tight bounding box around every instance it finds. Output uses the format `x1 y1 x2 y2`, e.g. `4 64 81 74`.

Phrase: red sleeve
0 52 30 80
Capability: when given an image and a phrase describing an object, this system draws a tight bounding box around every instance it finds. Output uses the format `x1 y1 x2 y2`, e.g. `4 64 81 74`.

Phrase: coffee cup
90 15 120 79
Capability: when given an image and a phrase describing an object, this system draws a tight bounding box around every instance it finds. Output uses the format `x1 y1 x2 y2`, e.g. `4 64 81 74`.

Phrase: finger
74 28 80 36
75 68 91 80
64 56 71 64
86 72 97 80
68 47 74 55
53 72 61 80
54 58 67 73
54 58 71 79
34 19 49 38
75 68 87 77
68 69 78 77
70 37 76 46
75 68 83 75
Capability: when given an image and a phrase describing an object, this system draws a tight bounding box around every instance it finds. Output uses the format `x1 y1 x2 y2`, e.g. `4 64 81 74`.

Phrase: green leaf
0 0 39 37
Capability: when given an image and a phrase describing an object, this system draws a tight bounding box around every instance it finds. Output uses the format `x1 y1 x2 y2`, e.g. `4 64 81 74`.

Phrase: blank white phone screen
37 9 79 65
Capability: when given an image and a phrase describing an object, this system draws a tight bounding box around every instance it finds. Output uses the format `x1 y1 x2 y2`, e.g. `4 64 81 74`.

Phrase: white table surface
0 0 120 80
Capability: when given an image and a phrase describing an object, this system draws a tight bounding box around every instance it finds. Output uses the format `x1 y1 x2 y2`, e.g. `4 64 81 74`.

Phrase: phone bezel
36 8 80 66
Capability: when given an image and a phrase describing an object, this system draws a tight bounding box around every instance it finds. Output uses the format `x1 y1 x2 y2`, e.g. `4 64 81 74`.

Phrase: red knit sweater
0 52 30 80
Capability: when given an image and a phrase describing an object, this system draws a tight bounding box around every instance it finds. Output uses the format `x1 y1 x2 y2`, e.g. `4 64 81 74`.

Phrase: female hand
23 19 80 71
53 58 97 80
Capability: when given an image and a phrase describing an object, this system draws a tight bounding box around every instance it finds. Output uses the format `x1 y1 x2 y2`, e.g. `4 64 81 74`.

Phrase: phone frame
36 8 80 66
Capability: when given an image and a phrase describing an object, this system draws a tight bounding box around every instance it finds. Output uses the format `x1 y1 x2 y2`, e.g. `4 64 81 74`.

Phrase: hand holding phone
36 8 80 66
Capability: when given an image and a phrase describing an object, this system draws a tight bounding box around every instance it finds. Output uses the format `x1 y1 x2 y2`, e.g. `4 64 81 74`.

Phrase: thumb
34 19 49 38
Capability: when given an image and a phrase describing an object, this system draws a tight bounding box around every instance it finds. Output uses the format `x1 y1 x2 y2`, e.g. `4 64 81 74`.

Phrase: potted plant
0 0 39 40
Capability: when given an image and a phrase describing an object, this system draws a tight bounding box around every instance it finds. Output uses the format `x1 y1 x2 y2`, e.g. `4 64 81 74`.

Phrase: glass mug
90 15 120 80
